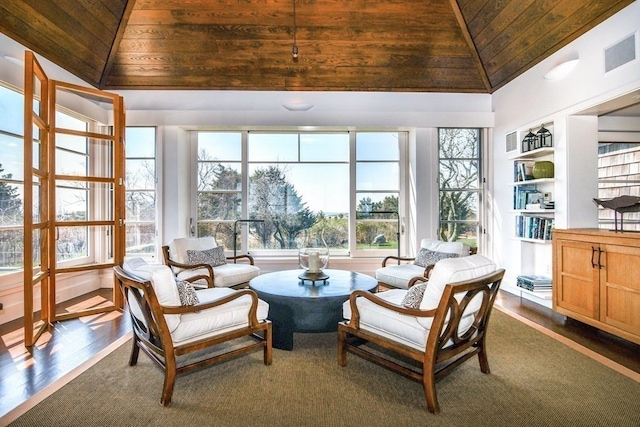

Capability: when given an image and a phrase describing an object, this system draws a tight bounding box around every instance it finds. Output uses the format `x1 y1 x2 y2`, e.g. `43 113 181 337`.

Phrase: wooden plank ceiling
0 0 633 93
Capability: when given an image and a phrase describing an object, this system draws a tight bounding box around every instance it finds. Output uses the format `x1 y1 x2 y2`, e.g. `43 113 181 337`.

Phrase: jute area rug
6 309 640 427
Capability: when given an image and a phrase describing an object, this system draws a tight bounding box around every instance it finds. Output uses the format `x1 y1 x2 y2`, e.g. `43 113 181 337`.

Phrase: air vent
506 131 517 153
605 34 636 73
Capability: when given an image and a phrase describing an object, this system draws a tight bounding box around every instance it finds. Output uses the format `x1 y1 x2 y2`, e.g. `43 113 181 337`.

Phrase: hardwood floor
0 290 131 419
0 290 638 420
495 291 640 375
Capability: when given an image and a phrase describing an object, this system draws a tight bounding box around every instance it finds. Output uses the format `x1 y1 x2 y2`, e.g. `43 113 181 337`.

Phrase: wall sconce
544 58 579 80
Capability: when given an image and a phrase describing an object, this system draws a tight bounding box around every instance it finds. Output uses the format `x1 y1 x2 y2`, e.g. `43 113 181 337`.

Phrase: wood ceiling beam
448 0 492 93
100 0 137 89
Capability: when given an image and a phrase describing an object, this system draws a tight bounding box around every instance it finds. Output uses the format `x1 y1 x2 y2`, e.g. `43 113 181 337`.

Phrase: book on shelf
517 275 553 292
513 185 537 209
515 216 554 240
513 161 534 182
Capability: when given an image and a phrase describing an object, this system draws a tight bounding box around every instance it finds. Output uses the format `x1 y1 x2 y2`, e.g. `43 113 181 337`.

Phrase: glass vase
298 230 330 273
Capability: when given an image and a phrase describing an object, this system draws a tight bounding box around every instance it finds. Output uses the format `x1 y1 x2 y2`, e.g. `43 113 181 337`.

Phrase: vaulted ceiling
0 0 634 93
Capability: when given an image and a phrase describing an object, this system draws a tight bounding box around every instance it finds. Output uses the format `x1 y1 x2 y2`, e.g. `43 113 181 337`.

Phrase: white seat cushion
343 289 429 351
375 264 426 290
172 287 269 345
349 255 498 349
122 258 181 332
176 263 260 288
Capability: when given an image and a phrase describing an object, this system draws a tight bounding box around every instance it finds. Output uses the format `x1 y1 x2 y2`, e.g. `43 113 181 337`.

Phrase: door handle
591 246 598 268
597 247 604 269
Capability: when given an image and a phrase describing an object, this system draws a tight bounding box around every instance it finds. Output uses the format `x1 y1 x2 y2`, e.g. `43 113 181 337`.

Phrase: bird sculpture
593 196 640 232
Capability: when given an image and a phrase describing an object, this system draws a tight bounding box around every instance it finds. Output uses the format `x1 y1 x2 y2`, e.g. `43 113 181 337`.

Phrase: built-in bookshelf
510 147 555 242
506 128 556 307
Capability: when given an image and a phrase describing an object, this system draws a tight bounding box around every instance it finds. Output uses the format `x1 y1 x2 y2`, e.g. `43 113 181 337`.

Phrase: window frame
124 126 159 260
191 130 407 258
437 127 483 249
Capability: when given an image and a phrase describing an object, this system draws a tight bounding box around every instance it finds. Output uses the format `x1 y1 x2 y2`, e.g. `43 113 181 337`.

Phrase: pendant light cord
292 0 298 61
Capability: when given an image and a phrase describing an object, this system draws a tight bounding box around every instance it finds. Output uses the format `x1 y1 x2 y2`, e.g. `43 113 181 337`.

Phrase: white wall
491 1 640 303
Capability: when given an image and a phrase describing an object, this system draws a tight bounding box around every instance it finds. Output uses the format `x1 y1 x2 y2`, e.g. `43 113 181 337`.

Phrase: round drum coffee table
249 269 378 350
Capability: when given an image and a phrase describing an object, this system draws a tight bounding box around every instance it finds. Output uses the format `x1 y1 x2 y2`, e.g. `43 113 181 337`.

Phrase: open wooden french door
23 51 126 345
23 51 50 347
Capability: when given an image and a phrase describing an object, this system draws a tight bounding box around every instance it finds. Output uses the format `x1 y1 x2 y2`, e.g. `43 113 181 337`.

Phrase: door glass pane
0 229 23 275
356 163 399 191
300 134 349 161
126 127 156 259
249 134 298 162
56 148 87 176
438 128 481 247
56 181 113 221
198 132 241 160
56 226 88 261
126 128 156 158
198 192 241 221
439 160 480 189
126 159 156 190
126 224 156 256
0 134 23 179
356 133 399 161
0 85 24 136
197 162 241 191
126 190 156 221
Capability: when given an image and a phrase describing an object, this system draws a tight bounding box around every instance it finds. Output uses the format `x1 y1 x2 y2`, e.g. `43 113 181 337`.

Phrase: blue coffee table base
249 269 378 350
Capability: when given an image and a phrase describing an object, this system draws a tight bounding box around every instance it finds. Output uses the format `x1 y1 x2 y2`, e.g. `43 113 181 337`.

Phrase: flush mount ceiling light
291 0 298 62
282 102 314 111
544 58 579 80
3 55 24 66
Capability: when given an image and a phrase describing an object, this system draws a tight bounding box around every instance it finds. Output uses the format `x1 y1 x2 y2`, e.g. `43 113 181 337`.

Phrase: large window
195 131 404 256
598 142 640 231
0 84 24 277
125 127 157 258
354 133 400 255
438 128 482 248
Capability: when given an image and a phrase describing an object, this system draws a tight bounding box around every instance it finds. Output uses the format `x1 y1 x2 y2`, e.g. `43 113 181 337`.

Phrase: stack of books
516 275 552 292
540 200 555 210
515 216 554 240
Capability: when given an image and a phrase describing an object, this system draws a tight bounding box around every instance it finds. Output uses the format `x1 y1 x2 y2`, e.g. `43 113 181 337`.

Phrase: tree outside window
438 128 481 247
195 131 403 256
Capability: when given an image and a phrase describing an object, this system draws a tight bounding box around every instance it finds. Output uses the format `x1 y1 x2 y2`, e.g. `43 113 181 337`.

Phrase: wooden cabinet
553 229 640 345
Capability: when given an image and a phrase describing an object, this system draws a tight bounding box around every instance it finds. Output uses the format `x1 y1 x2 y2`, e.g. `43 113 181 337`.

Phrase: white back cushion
169 236 217 272
419 254 496 311
420 238 471 257
122 257 182 332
